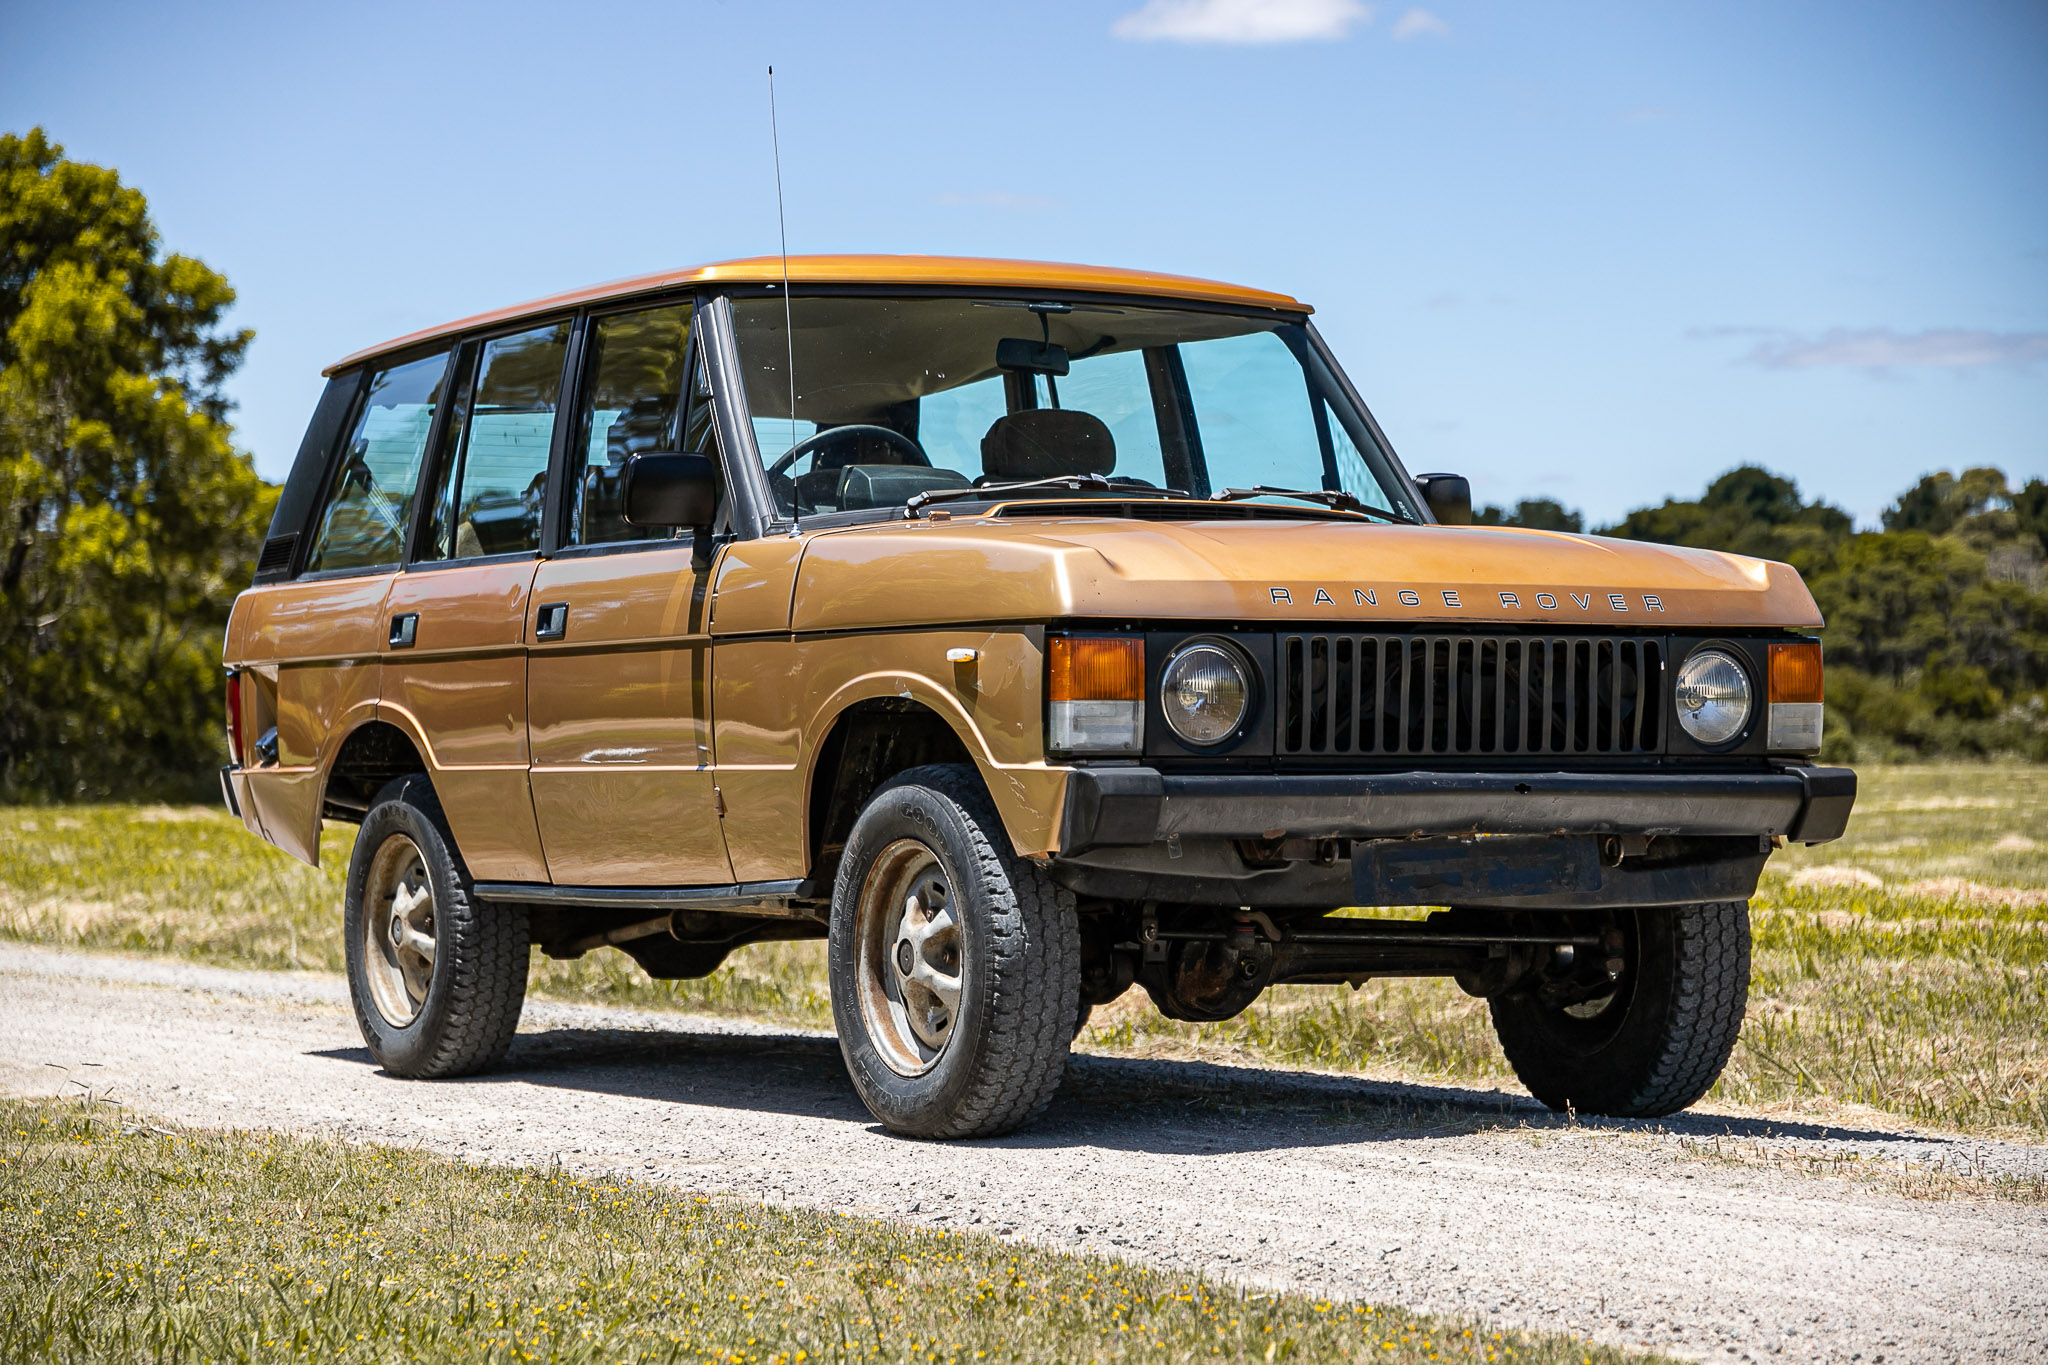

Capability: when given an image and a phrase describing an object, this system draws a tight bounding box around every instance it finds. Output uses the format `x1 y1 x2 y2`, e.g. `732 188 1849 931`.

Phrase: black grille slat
1334 637 1354 753
1564 638 1580 753
1376 642 1392 757
1514 639 1530 754
1607 641 1622 750
1279 632 1665 759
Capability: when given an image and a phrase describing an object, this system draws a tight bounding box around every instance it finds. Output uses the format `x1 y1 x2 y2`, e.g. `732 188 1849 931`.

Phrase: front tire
1489 901 1750 1118
828 764 1080 1138
343 775 529 1078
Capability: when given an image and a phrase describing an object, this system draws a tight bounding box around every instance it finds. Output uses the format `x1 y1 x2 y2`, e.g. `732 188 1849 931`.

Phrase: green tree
1809 530 2048 693
2011 477 2048 557
1597 465 1852 574
1474 496 1583 532
0 127 271 799
1881 466 2012 536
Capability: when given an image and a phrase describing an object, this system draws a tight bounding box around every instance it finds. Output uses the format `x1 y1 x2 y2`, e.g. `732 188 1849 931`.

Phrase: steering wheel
765 424 927 479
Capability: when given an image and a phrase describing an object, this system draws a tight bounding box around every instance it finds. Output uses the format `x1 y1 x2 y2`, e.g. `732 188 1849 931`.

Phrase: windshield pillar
702 293 783 539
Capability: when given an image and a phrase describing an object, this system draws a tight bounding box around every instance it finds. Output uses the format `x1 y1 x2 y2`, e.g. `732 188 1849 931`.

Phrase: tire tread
346 775 528 1079
837 764 1080 1138
1626 899 1749 1115
1492 900 1749 1118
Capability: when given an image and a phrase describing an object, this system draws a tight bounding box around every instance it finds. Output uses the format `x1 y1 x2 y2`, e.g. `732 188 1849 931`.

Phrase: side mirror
621 451 718 567
1413 472 1472 526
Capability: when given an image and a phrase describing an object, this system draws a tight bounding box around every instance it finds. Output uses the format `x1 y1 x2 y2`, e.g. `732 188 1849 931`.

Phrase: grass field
3 765 2043 1139
0 1095 1655 1365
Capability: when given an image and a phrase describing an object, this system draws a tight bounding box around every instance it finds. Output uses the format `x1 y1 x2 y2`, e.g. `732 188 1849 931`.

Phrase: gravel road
3 942 2042 1364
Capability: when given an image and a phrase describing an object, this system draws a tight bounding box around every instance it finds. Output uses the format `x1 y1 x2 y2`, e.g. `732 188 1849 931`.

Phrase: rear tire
828 764 1080 1138
1489 900 1749 1118
343 775 529 1079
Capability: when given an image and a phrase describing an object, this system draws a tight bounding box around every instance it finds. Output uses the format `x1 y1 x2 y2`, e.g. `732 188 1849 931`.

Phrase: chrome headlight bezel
1673 646 1754 748
1159 639 1255 748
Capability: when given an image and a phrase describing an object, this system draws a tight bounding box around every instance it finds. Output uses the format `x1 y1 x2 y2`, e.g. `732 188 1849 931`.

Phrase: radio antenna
768 65 798 470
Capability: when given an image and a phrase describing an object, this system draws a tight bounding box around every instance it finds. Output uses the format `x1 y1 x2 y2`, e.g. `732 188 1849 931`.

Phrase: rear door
380 321 572 882
526 299 734 886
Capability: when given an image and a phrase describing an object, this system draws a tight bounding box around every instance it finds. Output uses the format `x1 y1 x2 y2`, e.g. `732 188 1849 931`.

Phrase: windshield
729 295 1415 521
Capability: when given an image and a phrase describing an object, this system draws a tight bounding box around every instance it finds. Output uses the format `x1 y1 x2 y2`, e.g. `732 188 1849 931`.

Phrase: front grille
1279 634 1665 757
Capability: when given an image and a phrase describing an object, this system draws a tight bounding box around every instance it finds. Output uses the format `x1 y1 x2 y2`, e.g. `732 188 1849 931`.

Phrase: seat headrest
980 409 1116 481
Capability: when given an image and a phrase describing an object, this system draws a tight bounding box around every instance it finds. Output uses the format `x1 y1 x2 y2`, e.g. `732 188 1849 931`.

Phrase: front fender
800 664 1071 860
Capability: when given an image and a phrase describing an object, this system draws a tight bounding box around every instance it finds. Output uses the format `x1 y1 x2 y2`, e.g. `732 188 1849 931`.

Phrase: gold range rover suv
222 255 1855 1138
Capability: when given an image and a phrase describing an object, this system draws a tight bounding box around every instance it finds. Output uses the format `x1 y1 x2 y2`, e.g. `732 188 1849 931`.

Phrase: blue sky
5 0 2043 526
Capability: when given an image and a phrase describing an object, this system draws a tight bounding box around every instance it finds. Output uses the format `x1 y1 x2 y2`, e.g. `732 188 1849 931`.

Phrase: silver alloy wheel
362 833 437 1027
854 838 963 1076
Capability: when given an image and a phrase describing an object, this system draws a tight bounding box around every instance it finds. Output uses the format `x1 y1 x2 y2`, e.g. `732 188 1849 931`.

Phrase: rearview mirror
622 451 718 568
996 338 1070 376
1413 472 1472 526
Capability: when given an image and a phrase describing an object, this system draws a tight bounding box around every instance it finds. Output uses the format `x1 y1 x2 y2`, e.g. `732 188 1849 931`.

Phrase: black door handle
535 602 569 642
388 613 418 648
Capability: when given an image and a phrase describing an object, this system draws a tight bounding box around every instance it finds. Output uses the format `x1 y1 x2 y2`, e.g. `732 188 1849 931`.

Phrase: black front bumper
1060 764 1856 854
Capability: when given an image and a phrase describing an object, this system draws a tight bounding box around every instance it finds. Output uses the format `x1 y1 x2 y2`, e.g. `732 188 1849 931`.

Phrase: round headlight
1675 649 1752 746
1160 643 1252 746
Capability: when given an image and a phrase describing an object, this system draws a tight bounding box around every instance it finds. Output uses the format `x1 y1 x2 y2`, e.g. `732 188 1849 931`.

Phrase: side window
1324 398 1393 512
420 321 571 561
303 351 450 573
568 303 716 545
1180 330 1324 495
915 375 1008 472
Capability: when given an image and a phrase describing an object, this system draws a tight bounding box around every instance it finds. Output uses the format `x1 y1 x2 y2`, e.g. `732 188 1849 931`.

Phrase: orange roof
323 254 1309 374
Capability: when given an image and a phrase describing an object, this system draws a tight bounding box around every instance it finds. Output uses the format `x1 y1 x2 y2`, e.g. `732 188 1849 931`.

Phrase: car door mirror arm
621 451 720 569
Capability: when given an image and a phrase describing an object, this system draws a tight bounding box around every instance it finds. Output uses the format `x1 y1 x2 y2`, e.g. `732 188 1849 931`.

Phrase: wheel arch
803 694 981 888
325 718 432 823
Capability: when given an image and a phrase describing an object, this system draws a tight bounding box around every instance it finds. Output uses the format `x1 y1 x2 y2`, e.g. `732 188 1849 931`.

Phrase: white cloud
1694 326 2048 372
1112 0 1372 45
1391 7 1450 39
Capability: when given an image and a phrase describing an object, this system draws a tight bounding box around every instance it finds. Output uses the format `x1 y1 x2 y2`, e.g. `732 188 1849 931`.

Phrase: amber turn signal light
1768 642 1824 703
1048 636 1144 754
1049 636 1144 701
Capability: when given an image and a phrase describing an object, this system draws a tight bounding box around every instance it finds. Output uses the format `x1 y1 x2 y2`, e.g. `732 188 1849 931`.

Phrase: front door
526 299 733 886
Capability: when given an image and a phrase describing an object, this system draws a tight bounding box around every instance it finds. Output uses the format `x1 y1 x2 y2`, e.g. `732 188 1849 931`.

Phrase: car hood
786 511 1822 633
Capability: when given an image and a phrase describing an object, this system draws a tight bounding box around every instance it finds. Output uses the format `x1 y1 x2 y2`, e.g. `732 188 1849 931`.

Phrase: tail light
1766 641 1824 752
225 671 246 767
1048 635 1144 754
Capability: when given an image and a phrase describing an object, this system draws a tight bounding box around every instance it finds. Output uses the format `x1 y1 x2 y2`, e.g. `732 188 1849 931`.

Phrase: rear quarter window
303 351 452 573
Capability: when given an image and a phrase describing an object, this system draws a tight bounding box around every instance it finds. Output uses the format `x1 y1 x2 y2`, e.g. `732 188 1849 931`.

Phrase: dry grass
0 1095 1657 1365
0 812 832 1030
3 763 2044 1140
1671 1132 2048 1205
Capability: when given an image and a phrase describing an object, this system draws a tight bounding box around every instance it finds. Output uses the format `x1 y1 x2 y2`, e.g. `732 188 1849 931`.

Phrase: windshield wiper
908 474 1194 513
1217 486 1417 525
